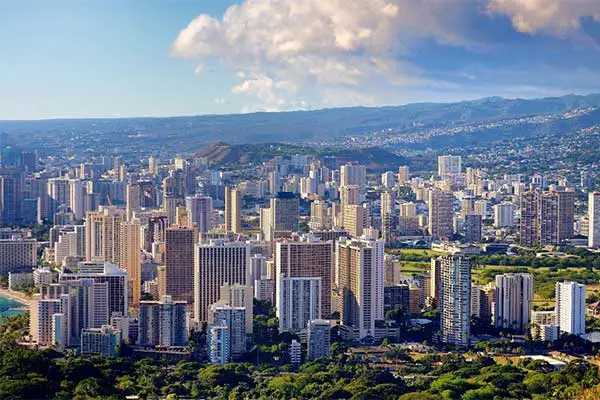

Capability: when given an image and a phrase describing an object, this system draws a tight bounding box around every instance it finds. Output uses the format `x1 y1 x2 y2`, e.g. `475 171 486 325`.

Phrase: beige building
336 237 385 339
224 187 241 233
163 226 196 304
120 220 142 307
193 240 250 322
85 206 125 263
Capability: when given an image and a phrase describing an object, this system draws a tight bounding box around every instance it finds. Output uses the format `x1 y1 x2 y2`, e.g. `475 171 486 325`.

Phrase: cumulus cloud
172 0 600 110
488 0 600 34
172 0 479 109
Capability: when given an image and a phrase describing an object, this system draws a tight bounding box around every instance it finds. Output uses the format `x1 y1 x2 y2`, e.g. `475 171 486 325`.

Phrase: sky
1 0 600 120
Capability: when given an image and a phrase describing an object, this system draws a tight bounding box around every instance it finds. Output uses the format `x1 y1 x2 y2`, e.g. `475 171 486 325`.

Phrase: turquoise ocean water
0 294 26 321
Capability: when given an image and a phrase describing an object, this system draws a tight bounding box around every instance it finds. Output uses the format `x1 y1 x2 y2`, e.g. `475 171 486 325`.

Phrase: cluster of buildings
0 148 594 360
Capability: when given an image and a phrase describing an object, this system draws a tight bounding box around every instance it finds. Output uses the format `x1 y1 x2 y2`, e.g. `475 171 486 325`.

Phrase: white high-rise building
138 295 188 347
438 255 471 347
588 192 600 248
493 202 515 228
556 281 586 336
428 189 454 240
277 276 322 335
194 240 250 322
381 171 395 189
85 206 125 263
207 324 230 365
494 273 533 332
337 237 385 339
437 155 462 177
209 306 246 359
186 194 213 233
340 164 366 187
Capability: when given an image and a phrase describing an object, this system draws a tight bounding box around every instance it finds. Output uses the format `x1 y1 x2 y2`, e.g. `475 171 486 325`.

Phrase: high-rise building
437 155 462 177
310 200 331 231
60 261 128 319
186 194 213 233
337 237 385 339
381 171 395 189
207 324 229 365
520 190 575 247
463 214 482 242
428 189 454 240
494 273 533 332
277 276 321 334
340 164 366 187
218 283 253 333
0 168 26 224
493 202 515 228
224 187 241 233
164 226 196 304
307 319 331 360
80 325 121 356
85 206 125 263
339 185 360 207
120 220 142 307
30 297 62 345
343 204 365 238
270 192 299 233
438 255 471 347
519 191 538 247
381 191 396 245
0 237 38 276
556 281 586 336
193 241 250 322
138 295 188 347
47 177 70 219
126 183 141 222
209 306 246 359
397 166 409 184
276 235 333 316
589 192 600 248
530 310 559 341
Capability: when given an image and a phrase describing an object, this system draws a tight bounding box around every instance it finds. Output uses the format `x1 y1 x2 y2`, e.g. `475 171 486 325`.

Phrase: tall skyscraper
343 204 365 238
337 237 385 339
60 261 128 319
340 164 366 187
270 192 299 233
437 155 462 177
493 202 515 228
381 191 396 245
138 295 188 347
556 281 586 336
126 183 141 222
218 283 253 334
120 220 142 307
463 214 482 243
520 190 575 247
310 200 331 231
85 206 125 263
0 237 38 275
185 194 213 233
193 241 250 322
164 226 196 304
224 187 241 233
438 255 471 347
397 166 409 184
381 171 395 189
307 319 331 360
277 276 321 334
276 235 333 317
428 189 454 240
209 306 246 359
589 192 600 248
494 273 533 332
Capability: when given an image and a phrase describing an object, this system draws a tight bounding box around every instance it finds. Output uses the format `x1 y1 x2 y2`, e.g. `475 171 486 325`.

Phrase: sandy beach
0 287 31 307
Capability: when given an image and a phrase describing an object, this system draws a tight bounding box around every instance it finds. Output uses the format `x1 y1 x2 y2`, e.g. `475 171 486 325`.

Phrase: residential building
438 255 471 347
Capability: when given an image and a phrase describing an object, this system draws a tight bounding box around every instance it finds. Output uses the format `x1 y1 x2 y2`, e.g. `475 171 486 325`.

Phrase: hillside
2 93 600 151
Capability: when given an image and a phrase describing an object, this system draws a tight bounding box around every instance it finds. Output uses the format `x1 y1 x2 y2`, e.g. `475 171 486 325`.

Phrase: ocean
0 294 26 321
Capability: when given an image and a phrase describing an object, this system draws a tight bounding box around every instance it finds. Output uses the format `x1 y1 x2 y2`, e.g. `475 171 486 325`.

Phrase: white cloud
488 0 600 34
172 0 477 109
172 0 600 110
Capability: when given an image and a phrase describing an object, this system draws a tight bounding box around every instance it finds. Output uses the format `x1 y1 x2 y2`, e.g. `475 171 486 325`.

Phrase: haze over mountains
2 93 600 151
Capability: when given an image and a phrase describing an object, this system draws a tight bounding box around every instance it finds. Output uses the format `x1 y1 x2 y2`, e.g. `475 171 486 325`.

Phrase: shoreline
0 287 31 307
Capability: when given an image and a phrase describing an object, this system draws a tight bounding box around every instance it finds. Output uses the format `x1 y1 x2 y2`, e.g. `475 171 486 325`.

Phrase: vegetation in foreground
0 314 600 400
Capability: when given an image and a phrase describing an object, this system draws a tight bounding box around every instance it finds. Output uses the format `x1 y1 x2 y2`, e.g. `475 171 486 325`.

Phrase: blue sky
1 0 600 120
